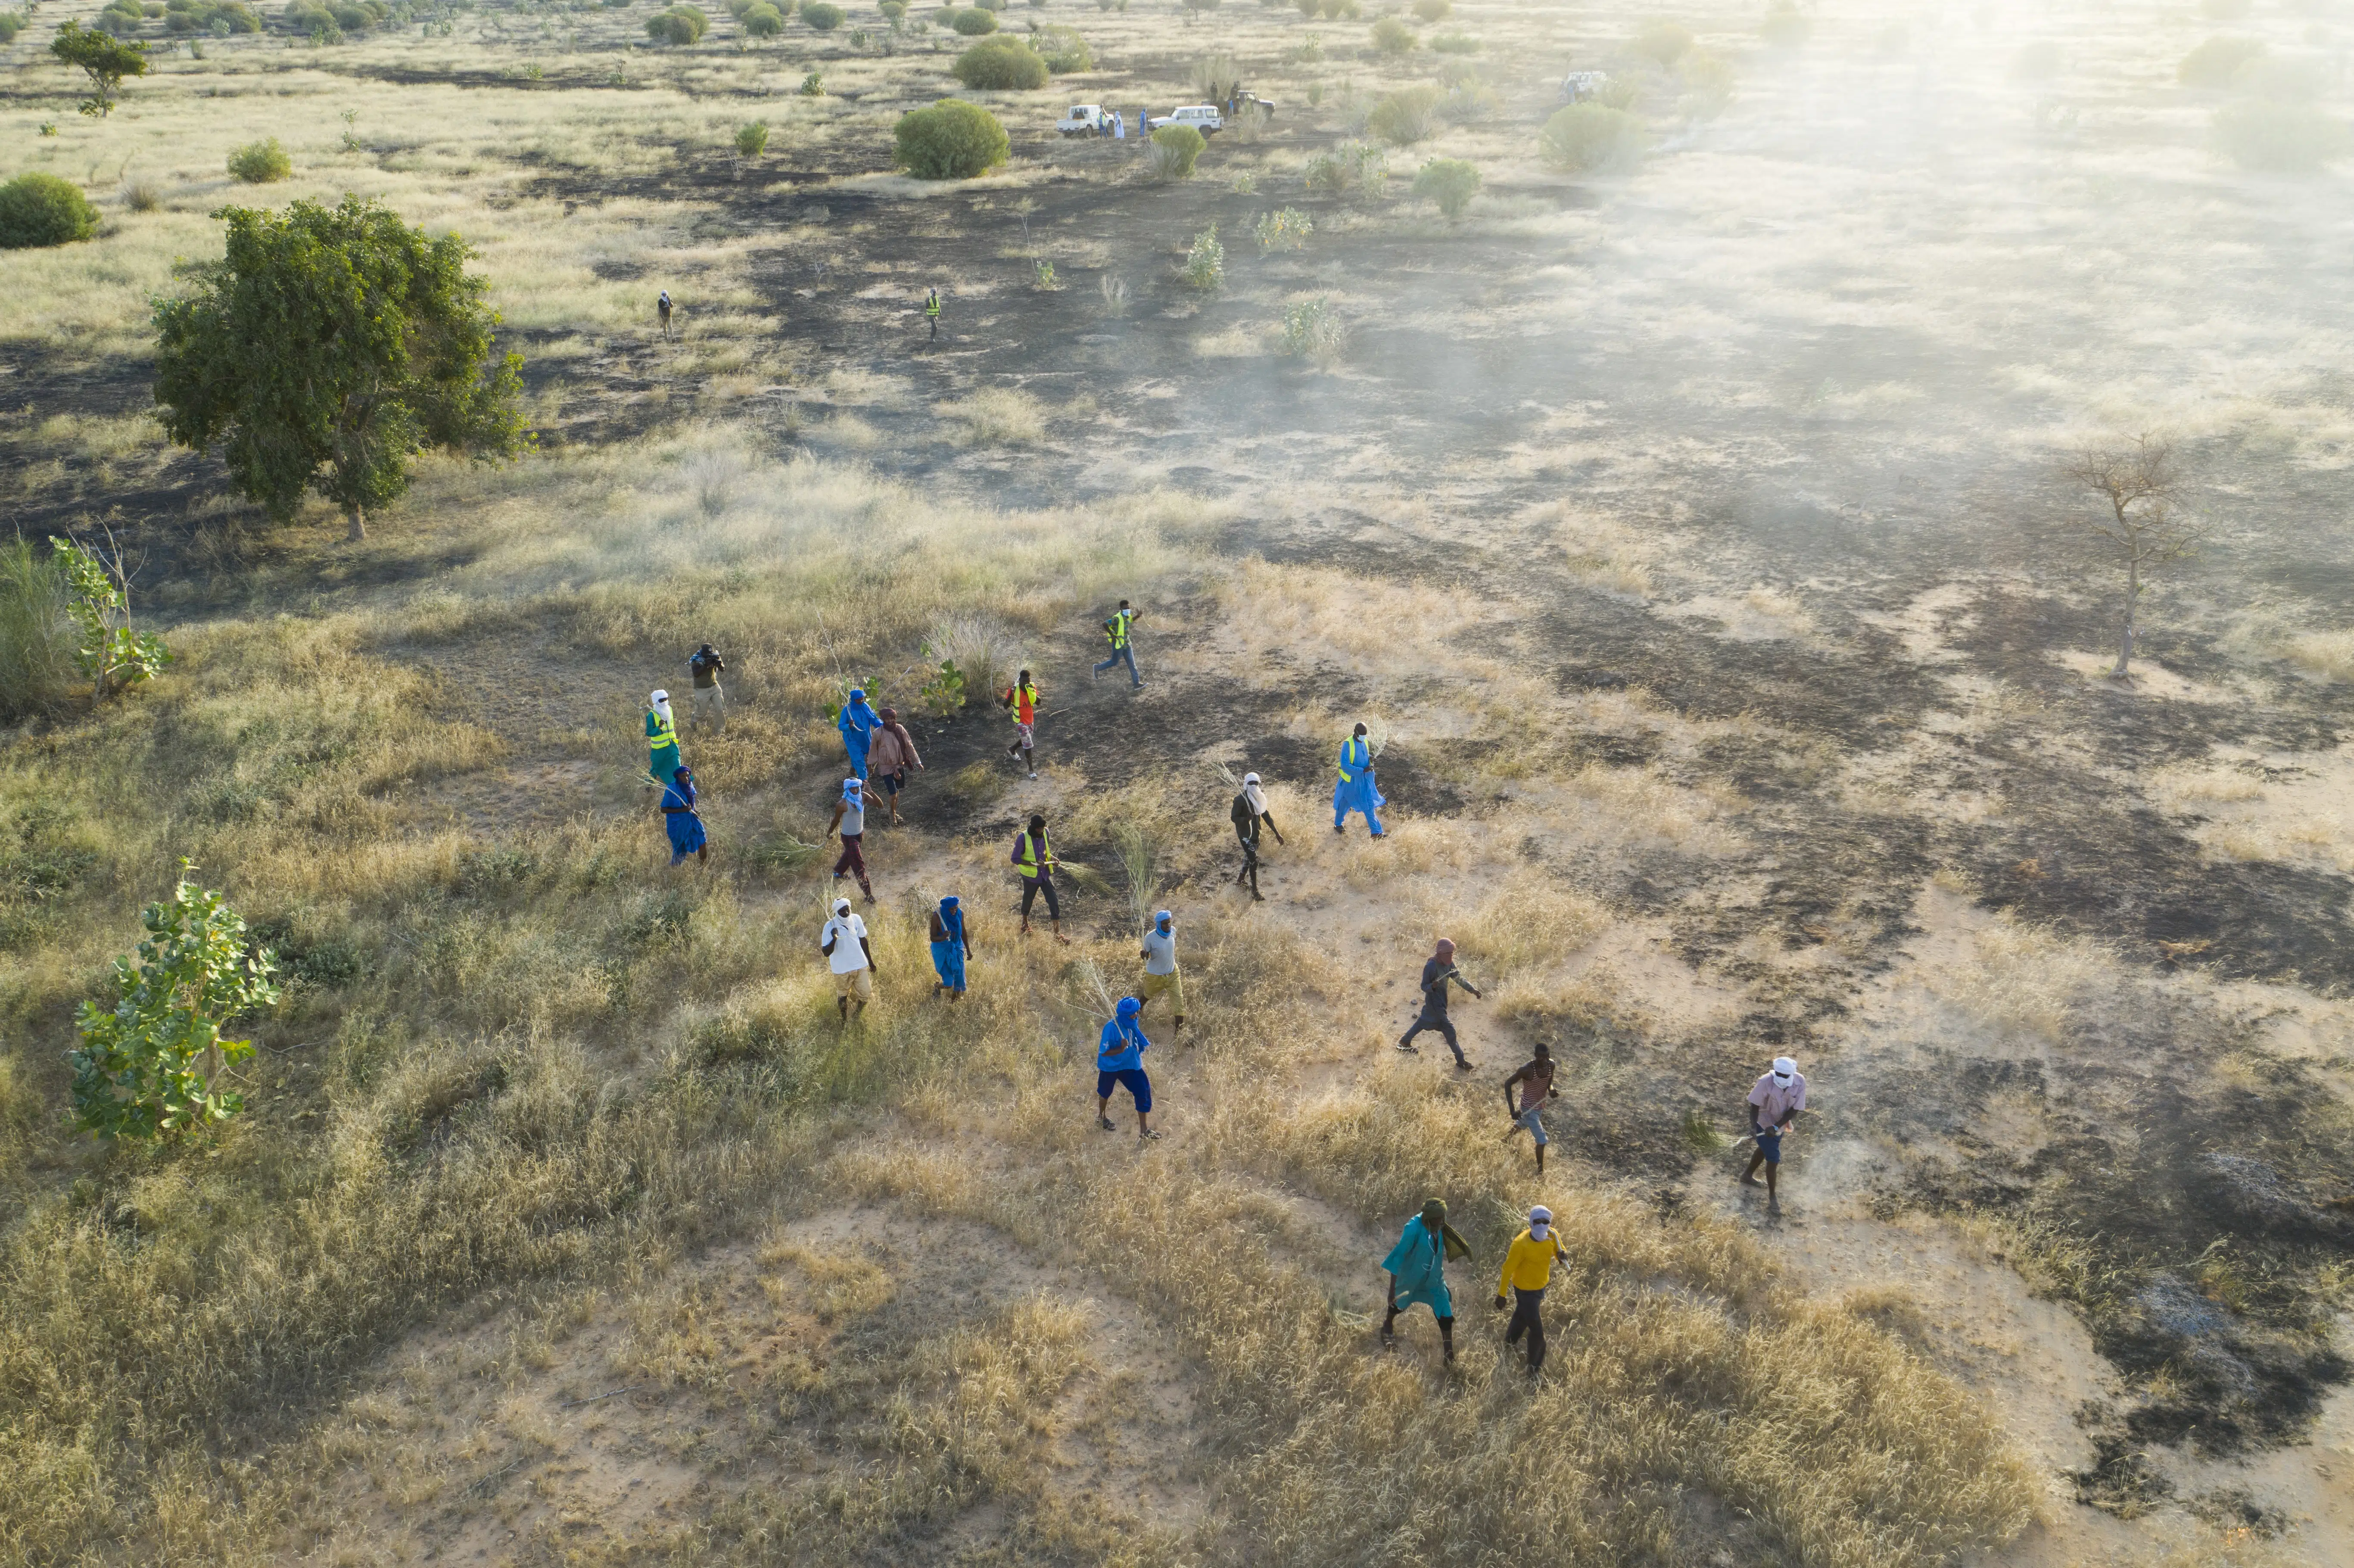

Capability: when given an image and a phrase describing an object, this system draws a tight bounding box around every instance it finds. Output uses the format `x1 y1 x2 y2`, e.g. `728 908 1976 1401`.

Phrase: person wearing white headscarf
826 776 875 903
1741 1056 1807 1209
1494 1204 1567 1375
645 690 681 783
1230 770 1285 901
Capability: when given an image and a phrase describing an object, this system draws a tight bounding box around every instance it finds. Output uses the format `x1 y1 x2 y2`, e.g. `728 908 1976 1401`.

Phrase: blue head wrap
842 777 863 805
1116 996 1141 1021
938 895 963 942
1154 909 1172 929
848 687 866 701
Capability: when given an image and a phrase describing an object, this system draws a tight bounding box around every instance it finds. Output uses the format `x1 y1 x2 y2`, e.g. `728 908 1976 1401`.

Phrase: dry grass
934 387 1049 447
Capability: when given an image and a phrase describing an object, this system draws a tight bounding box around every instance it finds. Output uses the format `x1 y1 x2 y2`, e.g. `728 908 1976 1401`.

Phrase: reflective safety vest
1337 736 1369 781
648 710 677 751
1013 828 1055 878
1104 609 1134 649
1008 680 1038 724
925 293 941 318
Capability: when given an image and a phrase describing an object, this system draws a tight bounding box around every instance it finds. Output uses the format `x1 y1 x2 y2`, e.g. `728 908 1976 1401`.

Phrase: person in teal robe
1379 1198 1470 1362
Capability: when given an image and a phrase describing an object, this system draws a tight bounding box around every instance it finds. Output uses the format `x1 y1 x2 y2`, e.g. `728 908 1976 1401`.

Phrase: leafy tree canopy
152 195 531 540
52 20 148 118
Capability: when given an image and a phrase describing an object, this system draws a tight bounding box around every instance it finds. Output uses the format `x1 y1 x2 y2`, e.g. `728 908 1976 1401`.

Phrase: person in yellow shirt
1493 1204 1567 1375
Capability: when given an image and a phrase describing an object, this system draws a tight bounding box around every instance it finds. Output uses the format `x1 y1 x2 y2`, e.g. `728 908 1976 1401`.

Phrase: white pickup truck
1056 104 1112 136
1145 104 1223 136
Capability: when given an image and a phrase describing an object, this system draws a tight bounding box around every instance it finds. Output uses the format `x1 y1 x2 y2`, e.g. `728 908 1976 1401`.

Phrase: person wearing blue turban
837 688 881 779
1095 995 1160 1141
1333 721 1386 836
660 765 707 867
930 894 971 999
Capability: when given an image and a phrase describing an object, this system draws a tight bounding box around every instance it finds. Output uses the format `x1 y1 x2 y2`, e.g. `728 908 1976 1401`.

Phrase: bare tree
2057 433 2201 680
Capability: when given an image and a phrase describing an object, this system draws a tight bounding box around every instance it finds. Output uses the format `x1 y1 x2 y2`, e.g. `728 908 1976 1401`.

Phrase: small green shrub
1183 221 1223 290
1429 30 1476 53
1150 121 1206 177
1253 205 1312 252
1367 83 1441 145
1409 0 1447 17
1411 155 1477 218
0 172 100 249
880 0 906 16
1280 295 1344 365
894 98 1011 177
736 121 769 156
1539 102 1642 172
1759 0 1809 47
801 0 843 26
0 11 26 41
647 5 708 42
800 68 825 94
1035 24 1091 71
226 137 291 183
741 2 784 34
949 6 998 32
1631 18 1691 66
954 34 1047 87
2178 35 2264 88
2213 100 2349 171
1678 48 1733 118
1370 14 1412 53
1304 138 1386 195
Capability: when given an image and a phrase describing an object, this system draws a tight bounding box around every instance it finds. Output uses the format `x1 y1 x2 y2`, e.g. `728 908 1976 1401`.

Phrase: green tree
49 533 170 699
894 99 1010 178
1150 121 1206 177
69 865 281 1142
1411 156 1479 218
51 19 149 118
153 196 530 541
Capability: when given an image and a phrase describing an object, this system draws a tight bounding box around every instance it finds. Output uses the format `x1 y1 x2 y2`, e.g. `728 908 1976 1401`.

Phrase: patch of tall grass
0 538 76 721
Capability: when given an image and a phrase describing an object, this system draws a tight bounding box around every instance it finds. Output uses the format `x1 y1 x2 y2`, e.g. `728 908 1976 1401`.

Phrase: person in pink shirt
1739 1055 1807 1209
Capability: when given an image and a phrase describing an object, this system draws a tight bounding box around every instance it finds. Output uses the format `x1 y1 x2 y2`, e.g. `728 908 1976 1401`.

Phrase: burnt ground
7 25 2352 1501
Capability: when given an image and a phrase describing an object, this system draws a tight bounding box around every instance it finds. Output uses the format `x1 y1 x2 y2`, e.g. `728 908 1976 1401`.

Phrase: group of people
639 601 1817 1375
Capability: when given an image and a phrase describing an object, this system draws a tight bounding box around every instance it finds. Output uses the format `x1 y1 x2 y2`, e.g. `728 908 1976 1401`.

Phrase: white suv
1056 104 1110 136
1147 104 1223 135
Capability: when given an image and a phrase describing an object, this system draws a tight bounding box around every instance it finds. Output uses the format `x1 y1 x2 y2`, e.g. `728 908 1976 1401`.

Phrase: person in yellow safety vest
1093 599 1142 688
645 689 681 783
1333 721 1385 836
1012 812 1068 943
925 288 941 339
1493 1204 1568 1376
1002 669 1040 778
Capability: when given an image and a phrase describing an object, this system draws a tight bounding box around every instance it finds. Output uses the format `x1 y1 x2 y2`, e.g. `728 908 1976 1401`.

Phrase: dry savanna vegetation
2 0 2351 1565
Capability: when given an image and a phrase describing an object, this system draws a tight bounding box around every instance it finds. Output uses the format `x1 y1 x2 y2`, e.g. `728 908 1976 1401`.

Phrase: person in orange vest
1001 669 1040 778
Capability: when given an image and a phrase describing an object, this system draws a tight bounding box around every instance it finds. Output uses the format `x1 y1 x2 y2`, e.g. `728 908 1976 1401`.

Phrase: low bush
894 98 1010 177
2213 100 2349 171
1370 14 1412 53
880 0 906 15
736 121 769 156
1539 102 1642 172
1429 30 1476 53
1631 18 1690 67
1678 48 1733 118
0 172 100 249
1034 24 1091 70
1411 155 1478 218
741 2 783 34
125 179 162 212
1304 138 1386 195
1150 121 1206 177
646 5 706 41
1759 0 1809 47
1192 50 1239 103
1409 0 1446 18
1183 221 1224 289
0 10 25 41
801 1 843 26
2178 35 2264 88
226 137 291 183
1253 205 1311 252
1367 84 1441 146
953 34 1046 87
1280 294 1344 365
949 5 997 31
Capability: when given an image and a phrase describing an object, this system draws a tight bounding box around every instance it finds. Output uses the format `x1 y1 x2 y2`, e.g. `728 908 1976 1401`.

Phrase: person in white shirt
1740 1055 1808 1209
1135 908 1184 1033
821 897 877 1021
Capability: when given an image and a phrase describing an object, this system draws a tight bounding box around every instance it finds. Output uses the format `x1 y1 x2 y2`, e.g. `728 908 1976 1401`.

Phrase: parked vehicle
1558 70 1610 104
1146 104 1223 136
1056 104 1112 137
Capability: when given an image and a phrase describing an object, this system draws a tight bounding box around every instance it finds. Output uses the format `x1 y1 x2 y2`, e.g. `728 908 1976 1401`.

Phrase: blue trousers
1094 645 1141 686
843 732 870 779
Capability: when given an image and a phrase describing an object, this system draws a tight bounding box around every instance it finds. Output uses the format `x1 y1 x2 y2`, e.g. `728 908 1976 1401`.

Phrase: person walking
1493 1205 1568 1376
645 689 682 784
930 893 971 1000
1501 1042 1556 1176
925 287 941 340
1398 937 1479 1068
1136 909 1185 1033
1230 770 1283 900
827 776 876 903
1380 1198 1470 1364
1095 994 1160 1140
1002 669 1040 778
1093 599 1142 688
1012 812 1068 943
1333 721 1384 836
660 765 708 868
868 706 925 826
657 289 673 340
820 896 876 1022
1739 1055 1808 1210
836 687 881 780
687 643 726 733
